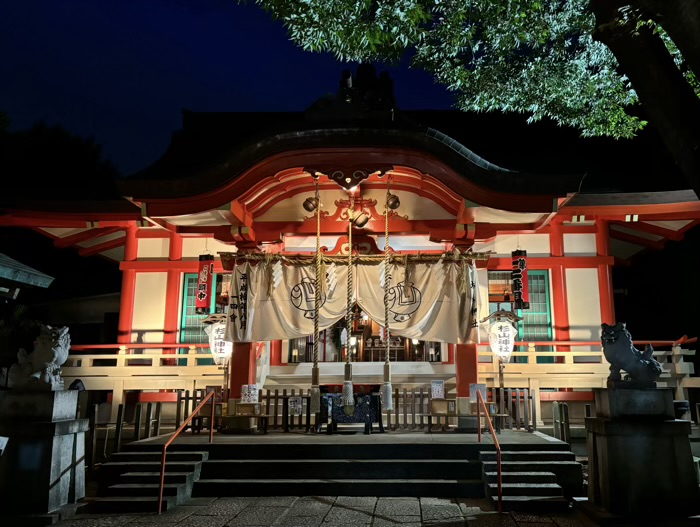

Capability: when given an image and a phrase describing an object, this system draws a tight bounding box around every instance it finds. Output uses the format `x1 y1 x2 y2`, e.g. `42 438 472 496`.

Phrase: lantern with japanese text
488 320 518 364
511 250 530 310
195 254 215 314
204 321 232 366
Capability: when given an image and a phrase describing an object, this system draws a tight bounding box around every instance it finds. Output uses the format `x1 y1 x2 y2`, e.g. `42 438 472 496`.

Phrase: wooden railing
62 336 696 426
477 389 502 513
158 390 215 513
476 337 697 393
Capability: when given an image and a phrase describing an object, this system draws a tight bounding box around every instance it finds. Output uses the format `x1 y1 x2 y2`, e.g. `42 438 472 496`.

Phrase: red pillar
270 340 282 366
447 343 455 365
117 224 138 344
549 222 570 355
455 344 478 397
229 342 253 398
163 232 182 364
596 219 616 324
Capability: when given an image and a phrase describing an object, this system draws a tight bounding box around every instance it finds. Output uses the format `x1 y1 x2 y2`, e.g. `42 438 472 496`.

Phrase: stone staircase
192 442 484 498
90 450 209 512
480 449 583 512
88 438 583 513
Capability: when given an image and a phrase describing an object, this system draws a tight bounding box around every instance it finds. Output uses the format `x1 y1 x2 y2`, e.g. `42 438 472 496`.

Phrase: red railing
158 390 216 513
476 389 502 513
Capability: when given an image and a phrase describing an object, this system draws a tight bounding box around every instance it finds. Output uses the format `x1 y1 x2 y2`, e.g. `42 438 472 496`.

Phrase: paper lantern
489 320 517 363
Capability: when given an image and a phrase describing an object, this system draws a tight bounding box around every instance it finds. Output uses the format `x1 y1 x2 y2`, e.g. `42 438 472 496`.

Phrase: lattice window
487 270 553 364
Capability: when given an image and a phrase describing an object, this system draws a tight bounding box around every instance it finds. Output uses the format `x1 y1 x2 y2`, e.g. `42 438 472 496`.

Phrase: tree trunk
635 0 700 81
591 0 700 198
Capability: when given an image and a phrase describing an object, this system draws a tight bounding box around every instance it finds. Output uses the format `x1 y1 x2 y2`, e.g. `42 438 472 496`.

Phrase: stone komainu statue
601 322 662 388
0 325 70 390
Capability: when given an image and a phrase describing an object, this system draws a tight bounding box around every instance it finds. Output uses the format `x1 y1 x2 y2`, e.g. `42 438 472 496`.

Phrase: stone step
192 478 485 498
483 471 557 483
491 495 570 513
200 458 482 480
108 451 209 462
105 483 189 504
487 482 563 497
98 460 202 478
479 450 576 462
96 461 203 493
85 496 177 513
481 461 583 498
106 483 183 498
118 471 194 486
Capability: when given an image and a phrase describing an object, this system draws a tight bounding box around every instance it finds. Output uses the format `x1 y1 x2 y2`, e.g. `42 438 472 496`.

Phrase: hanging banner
204 322 232 365
195 254 215 314
511 250 530 310
488 320 517 363
223 259 478 344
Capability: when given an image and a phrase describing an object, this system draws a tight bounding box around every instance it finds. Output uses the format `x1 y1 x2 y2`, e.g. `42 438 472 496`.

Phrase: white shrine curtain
224 258 479 344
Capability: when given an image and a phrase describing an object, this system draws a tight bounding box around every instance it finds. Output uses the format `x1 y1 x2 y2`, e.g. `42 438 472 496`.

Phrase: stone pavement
48 497 600 527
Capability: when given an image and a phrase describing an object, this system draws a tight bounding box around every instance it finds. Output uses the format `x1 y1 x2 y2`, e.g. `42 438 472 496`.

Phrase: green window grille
179 272 220 365
488 270 553 364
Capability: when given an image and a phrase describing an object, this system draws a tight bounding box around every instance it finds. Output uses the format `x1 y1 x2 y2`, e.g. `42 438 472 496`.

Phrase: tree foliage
0 120 121 199
249 0 698 139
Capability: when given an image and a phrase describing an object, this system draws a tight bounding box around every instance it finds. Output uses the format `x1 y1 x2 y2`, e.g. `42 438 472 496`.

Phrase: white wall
473 233 550 257
131 272 168 343
137 238 170 258
563 233 597 256
566 268 602 356
182 238 235 258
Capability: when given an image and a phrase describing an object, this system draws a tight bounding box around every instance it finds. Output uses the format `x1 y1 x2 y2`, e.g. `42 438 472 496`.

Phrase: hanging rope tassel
342 191 355 410
382 181 394 411
310 180 322 414
382 362 393 412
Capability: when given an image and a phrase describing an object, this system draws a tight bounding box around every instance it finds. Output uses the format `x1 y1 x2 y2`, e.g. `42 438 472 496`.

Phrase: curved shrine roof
118 108 584 208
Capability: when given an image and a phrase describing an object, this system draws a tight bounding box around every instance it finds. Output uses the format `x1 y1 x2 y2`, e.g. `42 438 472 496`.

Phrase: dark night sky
0 0 455 176
1 1 698 347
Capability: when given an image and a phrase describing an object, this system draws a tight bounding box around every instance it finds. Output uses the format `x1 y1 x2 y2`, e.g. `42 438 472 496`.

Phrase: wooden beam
78 235 126 257
230 201 254 227
562 200 700 218
615 220 684 241
54 227 123 248
0 216 138 228
609 228 666 250
487 256 614 270
255 218 457 238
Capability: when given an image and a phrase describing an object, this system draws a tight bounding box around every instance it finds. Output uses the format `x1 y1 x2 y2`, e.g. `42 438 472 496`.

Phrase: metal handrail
158 390 216 513
476 389 502 513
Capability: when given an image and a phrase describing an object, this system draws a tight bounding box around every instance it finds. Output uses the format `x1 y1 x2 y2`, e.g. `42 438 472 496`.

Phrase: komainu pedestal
0 390 88 519
585 388 699 520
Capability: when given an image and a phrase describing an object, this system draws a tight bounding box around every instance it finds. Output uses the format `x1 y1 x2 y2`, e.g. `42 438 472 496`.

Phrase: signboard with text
511 250 530 310
196 254 215 314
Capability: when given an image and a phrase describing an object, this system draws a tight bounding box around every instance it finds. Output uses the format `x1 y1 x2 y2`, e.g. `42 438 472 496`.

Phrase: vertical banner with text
511 250 530 310
196 254 215 314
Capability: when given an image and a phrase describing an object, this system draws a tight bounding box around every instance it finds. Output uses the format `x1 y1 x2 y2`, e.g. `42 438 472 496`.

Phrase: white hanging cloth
225 258 478 344
225 261 348 343
355 260 476 344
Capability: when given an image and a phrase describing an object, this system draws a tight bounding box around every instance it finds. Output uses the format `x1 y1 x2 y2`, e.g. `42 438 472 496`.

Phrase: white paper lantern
488 320 517 363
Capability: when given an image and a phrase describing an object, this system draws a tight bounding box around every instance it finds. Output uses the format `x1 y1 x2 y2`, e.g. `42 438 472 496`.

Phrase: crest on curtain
387 282 422 322
290 276 327 319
